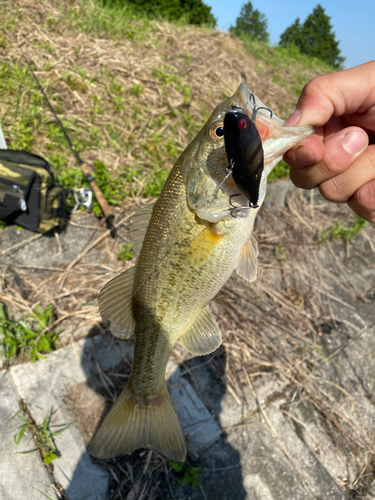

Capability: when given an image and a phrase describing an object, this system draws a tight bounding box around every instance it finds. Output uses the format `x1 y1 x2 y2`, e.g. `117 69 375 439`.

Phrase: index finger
285 61 375 129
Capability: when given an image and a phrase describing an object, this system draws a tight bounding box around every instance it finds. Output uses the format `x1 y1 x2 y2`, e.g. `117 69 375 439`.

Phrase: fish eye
209 122 225 141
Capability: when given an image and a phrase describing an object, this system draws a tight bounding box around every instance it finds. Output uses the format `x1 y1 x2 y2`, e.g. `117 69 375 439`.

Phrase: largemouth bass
88 83 314 462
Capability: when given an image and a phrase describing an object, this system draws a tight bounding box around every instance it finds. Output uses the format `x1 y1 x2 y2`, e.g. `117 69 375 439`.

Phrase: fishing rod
25 58 116 237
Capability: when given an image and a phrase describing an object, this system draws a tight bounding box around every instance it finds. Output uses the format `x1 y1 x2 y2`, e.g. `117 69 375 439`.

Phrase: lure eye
239 117 247 129
209 122 225 140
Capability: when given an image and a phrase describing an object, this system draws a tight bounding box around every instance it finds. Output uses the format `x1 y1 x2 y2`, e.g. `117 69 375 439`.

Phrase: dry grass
215 189 375 498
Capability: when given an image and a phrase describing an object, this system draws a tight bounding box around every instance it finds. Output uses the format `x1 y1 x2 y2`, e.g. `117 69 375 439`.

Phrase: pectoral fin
235 235 258 283
179 305 222 355
98 266 136 338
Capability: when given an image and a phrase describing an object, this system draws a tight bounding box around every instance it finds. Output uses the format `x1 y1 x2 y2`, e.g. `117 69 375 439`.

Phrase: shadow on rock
64 325 246 500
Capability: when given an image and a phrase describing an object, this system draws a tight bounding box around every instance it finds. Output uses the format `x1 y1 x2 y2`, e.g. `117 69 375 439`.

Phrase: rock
0 371 57 500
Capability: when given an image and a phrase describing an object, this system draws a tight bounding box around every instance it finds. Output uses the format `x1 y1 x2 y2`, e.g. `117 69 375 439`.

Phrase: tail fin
88 383 186 462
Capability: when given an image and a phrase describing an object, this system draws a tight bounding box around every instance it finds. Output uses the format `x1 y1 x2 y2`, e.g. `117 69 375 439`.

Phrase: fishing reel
72 187 93 214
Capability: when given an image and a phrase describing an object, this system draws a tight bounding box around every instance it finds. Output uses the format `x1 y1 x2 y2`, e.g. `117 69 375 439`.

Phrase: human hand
283 61 375 224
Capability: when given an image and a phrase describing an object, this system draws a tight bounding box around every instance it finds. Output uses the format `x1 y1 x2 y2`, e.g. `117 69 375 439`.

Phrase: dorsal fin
235 234 258 283
98 266 136 338
179 305 222 355
129 204 154 257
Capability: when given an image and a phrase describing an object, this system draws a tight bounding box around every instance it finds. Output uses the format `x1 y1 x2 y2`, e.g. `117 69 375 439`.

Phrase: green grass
268 159 290 182
169 460 202 488
241 36 333 74
117 242 134 262
6 403 70 465
0 303 59 362
66 0 154 41
144 168 170 197
0 55 198 204
317 217 370 243
0 59 132 214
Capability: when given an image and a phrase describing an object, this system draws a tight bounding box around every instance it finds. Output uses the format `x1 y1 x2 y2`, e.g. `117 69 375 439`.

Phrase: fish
88 83 314 463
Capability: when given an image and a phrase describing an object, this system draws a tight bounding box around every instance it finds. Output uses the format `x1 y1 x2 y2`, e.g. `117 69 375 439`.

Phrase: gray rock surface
0 371 57 500
0 213 103 267
9 337 116 500
5 336 222 499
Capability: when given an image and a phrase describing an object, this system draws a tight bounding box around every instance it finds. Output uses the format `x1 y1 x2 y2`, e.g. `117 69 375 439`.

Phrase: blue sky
204 0 375 70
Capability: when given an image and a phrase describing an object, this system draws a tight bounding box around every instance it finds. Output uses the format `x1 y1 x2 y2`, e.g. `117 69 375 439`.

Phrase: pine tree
279 18 303 49
230 1 269 43
279 4 345 69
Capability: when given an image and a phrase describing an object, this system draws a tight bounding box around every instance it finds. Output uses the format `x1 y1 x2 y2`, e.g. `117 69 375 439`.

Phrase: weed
132 83 144 97
7 403 70 465
274 243 284 260
64 69 88 92
68 0 153 41
268 159 290 182
90 160 124 216
313 346 340 367
117 243 134 262
241 36 333 74
272 73 287 88
144 168 170 197
317 217 370 243
0 303 58 361
169 460 202 488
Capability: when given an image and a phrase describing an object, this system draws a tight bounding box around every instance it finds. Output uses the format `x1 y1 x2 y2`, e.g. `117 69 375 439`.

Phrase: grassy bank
1 0 333 214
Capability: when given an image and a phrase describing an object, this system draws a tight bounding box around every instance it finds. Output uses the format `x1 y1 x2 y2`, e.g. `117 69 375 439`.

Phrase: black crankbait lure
224 98 272 210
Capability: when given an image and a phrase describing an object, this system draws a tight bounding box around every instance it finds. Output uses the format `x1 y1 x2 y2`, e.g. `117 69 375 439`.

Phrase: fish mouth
235 83 314 176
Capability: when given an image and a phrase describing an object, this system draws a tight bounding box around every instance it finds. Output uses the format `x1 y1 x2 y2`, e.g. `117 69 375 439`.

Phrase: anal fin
235 234 258 283
179 305 222 355
98 266 136 338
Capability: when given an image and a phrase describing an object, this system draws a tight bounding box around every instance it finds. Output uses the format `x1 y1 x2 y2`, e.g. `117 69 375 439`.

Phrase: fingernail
285 109 302 126
342 130 367 154
295 145 317 165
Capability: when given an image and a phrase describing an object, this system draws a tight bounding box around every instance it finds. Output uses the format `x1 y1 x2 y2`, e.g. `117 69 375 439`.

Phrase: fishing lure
224 96 273 213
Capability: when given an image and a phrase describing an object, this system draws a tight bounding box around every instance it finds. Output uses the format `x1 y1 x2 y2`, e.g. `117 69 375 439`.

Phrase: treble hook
229 194 259 218
248 92 273 122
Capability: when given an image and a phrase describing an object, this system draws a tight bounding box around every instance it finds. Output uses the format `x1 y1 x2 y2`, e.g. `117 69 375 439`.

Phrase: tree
230 1 269 43
279 4 345 69
124 0 216 27
180 0 216 26
278 18 303 48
